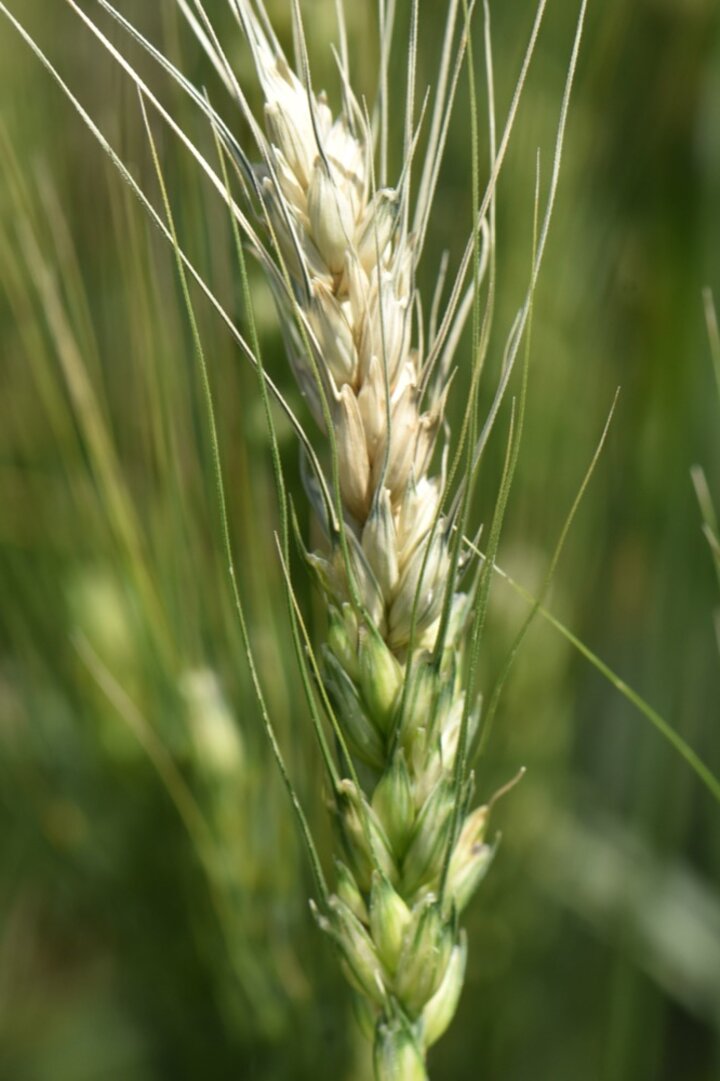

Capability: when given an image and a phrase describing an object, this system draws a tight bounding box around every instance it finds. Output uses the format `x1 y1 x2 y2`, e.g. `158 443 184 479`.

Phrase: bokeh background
1 1 719 1079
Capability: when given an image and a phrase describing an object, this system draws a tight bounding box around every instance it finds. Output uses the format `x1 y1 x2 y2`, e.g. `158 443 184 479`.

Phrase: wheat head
236 9 497 1077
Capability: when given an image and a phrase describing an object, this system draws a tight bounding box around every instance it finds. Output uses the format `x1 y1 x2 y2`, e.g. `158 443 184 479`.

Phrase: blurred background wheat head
1 1 719 1079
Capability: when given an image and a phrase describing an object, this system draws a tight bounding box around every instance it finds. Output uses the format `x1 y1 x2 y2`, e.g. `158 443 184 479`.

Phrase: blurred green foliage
1 1 719 1079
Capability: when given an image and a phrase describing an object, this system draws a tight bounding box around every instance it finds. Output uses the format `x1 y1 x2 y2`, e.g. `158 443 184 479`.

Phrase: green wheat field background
1 1 719 1079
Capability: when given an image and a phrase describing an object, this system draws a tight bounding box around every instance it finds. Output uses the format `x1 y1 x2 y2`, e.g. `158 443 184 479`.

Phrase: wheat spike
236 9 493 1074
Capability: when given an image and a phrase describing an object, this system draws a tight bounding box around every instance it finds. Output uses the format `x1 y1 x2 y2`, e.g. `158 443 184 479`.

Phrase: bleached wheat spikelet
258 48 452 647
